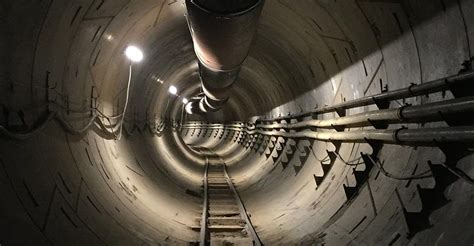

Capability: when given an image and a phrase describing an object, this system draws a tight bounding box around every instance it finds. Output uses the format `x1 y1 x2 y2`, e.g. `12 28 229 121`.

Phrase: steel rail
223 164 262 245
199 157 209 246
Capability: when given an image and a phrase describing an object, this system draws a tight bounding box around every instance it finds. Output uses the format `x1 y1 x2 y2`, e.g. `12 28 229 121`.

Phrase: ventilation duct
184 0 265 114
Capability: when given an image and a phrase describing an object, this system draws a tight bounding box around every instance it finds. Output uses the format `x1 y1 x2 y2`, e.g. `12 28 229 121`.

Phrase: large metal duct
184 0 265 114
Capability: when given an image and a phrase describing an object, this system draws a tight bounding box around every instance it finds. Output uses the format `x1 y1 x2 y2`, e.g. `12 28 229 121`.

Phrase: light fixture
185 103 193 114
168 85 178 95
182 98 189 104
125 45 143 62
116 45 144 140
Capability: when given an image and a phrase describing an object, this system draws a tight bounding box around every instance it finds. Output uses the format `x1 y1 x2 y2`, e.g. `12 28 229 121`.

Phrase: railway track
192 149 261 246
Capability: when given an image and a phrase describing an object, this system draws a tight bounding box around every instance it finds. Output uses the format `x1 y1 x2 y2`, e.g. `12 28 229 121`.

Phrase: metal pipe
256 96 474 129
184 96 474 130
261 70 474 122
183 124 474 146
185 0 264 113
396 126 474 144
400 96 474 120
252 127 474 146
259 109 399 129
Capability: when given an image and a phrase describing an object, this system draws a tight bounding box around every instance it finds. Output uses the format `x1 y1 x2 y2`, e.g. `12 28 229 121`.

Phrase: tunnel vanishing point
1 0 474 245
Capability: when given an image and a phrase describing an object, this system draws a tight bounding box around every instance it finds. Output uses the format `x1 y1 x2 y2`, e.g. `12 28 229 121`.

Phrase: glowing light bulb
125 45 143 62
168 85 178 95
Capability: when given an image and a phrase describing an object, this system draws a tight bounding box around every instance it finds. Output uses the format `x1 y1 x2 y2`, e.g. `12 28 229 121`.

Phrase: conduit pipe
260 70 474 122
182 95 474 130
184 0 264 114
182 123 474 146
257 96 474 129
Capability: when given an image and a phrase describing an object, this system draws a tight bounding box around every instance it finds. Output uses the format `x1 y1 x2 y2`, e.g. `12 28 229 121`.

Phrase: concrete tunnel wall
1 0 474 245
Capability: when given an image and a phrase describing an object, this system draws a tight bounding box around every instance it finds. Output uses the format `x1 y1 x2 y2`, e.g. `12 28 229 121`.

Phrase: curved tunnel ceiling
1 0 474 245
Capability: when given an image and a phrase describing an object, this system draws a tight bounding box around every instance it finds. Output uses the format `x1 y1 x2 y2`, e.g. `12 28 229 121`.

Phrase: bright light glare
185 103 193 114
125 46 143 62
169 85 178 95
182 98 189 104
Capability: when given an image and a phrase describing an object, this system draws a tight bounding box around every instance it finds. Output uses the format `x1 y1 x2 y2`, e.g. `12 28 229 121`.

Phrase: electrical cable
96 107 123 119
104 117 119 139
0 101 122 139
305 145 330 163
117 64 132 140
439 162 474 185
55 113 98 135
0 111 56 140
0 64 148 140
334 151 364 166
366 155 432 180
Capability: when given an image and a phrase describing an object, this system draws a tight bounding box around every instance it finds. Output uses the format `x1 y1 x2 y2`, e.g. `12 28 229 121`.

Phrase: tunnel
1 0 474 245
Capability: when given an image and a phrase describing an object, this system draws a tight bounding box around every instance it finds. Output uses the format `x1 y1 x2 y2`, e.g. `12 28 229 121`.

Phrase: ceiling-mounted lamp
115 45 144 141
182 98 189 104
125 45 143 62
169 85 178 95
